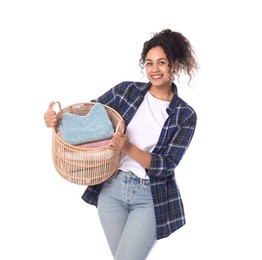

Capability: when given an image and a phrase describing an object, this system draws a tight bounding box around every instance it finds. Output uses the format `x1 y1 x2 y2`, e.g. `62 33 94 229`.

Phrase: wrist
122 141 133 154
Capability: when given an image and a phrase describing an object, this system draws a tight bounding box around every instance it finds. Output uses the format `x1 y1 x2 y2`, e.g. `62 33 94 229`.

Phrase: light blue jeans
97 170 157 260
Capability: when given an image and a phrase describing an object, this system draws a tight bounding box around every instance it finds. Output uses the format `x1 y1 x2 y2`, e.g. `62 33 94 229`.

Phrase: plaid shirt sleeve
147 102 197 179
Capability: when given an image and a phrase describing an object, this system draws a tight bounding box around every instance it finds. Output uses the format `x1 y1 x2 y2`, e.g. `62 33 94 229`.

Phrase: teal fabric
59 103 114 145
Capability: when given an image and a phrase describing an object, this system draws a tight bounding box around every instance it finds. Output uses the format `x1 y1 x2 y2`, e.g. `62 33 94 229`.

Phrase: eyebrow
145 58 167 62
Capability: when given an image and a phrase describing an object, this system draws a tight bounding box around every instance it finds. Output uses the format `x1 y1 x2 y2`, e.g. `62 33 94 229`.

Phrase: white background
1 0 261 259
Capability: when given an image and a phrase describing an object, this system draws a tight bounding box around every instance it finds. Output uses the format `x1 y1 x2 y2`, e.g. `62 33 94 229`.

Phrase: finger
110 137 119 145
47 101 55 112
113 132 125 141
44 111 56 121
44 112 57 127
116 132 125 137
46 118 57 127
108 140 117 150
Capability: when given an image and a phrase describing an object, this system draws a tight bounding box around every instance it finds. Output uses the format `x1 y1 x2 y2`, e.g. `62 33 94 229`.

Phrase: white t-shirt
119 91 170 179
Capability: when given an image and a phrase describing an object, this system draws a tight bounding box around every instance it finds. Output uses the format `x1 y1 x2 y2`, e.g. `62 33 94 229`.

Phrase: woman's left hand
110 132 152 169
109 132 131 153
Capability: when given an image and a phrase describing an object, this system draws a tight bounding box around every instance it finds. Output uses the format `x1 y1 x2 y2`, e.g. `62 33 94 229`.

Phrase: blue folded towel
58 103 114 145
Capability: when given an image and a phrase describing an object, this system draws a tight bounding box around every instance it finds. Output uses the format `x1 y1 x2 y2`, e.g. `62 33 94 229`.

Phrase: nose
152 64 160 72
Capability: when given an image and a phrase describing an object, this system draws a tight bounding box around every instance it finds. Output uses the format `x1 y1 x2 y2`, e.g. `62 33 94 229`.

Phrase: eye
158 61 166 66
145 62 153 67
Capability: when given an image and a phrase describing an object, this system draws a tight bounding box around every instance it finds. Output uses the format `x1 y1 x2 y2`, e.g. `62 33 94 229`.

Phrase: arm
43 82 123 128
147 111 197 178
111 110 197 178
110 132 152 169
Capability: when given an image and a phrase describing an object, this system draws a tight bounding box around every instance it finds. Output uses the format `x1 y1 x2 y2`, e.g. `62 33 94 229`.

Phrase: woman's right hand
44 102 58 128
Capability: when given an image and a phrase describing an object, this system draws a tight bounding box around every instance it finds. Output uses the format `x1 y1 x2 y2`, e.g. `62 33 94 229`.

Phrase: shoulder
178 97 197 125
177 96 196 116
116 81 148 89
170 83 196 119
113 81 149 96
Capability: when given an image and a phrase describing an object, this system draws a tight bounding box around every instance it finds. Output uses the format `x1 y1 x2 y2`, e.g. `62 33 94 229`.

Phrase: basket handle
115 119 125 134
51 101 62 113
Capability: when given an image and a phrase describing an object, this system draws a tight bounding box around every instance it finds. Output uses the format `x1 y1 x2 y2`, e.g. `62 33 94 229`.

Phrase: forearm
110 132 152 169
123 143 152 170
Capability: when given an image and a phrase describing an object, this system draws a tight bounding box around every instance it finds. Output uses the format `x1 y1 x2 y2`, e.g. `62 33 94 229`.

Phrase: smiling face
145 46 176 89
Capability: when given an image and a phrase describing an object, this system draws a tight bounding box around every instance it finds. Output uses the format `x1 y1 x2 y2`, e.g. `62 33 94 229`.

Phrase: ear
172 59 179 72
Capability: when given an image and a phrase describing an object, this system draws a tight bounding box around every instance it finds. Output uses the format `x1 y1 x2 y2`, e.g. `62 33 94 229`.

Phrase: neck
149 85 174 101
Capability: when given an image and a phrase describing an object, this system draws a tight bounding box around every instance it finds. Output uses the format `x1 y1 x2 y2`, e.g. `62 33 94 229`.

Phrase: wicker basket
52 102 125 186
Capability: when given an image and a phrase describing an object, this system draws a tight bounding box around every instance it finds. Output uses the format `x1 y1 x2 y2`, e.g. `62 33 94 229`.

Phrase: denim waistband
115 170 150 185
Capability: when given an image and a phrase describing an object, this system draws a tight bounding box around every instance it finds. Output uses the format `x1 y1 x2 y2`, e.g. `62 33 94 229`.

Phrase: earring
169 72 175 81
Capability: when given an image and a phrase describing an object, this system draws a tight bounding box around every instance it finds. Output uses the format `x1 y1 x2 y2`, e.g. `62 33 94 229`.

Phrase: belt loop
113 170 119 178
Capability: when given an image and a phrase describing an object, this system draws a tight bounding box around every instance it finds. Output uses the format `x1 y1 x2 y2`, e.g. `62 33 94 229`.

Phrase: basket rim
52 101 124 150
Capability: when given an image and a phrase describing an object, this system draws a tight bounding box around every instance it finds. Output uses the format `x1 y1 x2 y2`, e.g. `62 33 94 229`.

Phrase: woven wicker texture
52 102 125 185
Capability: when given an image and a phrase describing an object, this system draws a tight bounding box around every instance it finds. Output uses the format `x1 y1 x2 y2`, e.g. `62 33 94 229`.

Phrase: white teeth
152 75 162 79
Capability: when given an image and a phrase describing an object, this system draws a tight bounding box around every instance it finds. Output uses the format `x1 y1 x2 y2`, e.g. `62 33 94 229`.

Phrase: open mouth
151 75 163 79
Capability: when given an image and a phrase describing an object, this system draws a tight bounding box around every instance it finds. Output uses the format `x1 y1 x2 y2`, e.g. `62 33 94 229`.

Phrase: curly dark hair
139 29 199 82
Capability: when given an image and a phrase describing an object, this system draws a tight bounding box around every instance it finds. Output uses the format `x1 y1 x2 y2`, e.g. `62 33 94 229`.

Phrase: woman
44 29 199 260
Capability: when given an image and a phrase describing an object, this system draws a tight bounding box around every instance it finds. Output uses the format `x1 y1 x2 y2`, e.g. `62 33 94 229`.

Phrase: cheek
145 68 151 77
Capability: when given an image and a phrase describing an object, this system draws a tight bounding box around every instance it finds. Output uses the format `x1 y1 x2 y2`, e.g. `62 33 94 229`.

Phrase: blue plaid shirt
81 81 197 239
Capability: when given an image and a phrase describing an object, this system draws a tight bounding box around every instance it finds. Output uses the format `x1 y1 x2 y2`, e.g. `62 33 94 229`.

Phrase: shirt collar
167 83 178 114
139 82 178 115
